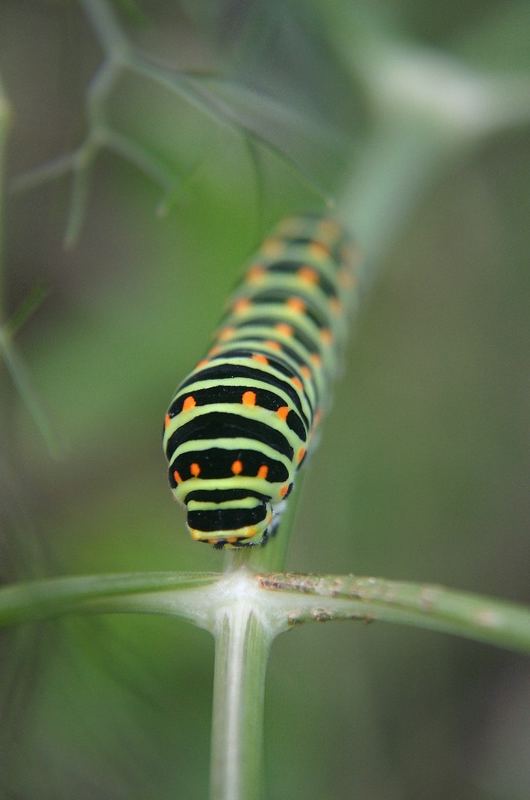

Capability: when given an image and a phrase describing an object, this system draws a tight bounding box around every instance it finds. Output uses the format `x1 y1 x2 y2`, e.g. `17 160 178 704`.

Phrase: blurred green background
0 1 529 798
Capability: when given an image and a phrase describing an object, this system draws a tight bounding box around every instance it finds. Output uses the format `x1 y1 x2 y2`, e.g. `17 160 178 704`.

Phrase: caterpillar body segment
163 213 361 548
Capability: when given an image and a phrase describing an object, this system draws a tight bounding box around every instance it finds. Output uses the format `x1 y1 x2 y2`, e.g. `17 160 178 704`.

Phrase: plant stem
258 573 530 655
224 477 305 577
0 571 219 627
0 326 64 457
80 0 129 57
0 570 528 654
210 604 272 800
339 119 457 271
0 76 11 323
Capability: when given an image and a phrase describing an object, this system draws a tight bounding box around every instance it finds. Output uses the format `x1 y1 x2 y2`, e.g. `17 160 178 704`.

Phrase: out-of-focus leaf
190 74 345 154
11 152 76 195
0 327 64 458
114 0 148 27
5 283 50 337
451 2 530 72
134 58 338 202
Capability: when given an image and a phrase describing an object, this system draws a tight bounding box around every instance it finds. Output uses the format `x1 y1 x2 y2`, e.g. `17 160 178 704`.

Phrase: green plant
1 2 529 799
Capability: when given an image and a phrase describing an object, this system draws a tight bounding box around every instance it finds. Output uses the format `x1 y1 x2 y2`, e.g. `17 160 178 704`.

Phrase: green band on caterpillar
163 213 362 548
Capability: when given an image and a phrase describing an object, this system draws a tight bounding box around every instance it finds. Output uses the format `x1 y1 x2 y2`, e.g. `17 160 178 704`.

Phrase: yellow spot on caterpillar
275 323 293 337
218 327 237 341
196 359 209 369
310 353 322 367
279 484 290 498
257 465 269 479
248 265 266 283
226 536 238 544
277 406 289 421
300 366 311 380
190 463 201 477
164 414 171 429
173 470 182 484
291 377 303 391
208 345 222 356
286 297 305 313
297 447 306 463
190 530 202 540
231 460 243 475
263 339 282 351
298 267 318 285
252 353 268 365
309 242 330 260
233 298 251 313
183 396 196 412
320 329 333 345
242 390 257 406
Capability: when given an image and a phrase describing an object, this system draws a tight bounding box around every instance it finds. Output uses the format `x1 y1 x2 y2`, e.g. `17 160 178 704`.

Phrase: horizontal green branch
258 573 530 654
0 569 529 654
0 571 219 627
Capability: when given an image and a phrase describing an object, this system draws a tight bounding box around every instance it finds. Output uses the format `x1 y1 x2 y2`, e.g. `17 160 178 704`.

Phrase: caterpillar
163 213 361 548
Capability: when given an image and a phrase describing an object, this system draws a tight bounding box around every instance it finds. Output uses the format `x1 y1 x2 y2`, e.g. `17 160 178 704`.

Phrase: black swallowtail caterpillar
163 213 361 548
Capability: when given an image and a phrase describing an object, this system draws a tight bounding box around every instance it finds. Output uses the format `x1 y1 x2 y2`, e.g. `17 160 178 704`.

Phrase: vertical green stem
248 479 304 572
210 604 272 800
0 77 11 322
223 479 305 575
339 119 459 272
80 0 129 56
0 76 12 467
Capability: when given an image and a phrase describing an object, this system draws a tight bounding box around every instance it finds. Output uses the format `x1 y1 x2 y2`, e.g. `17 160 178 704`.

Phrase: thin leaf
176 73 336 204
80 0 130 56
5 282 50 337
132 57 335 204
242 132 265 236
156 157 203 216
104 129 176 191
64 160 94 249
0 326 64 458
11 151 76 194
